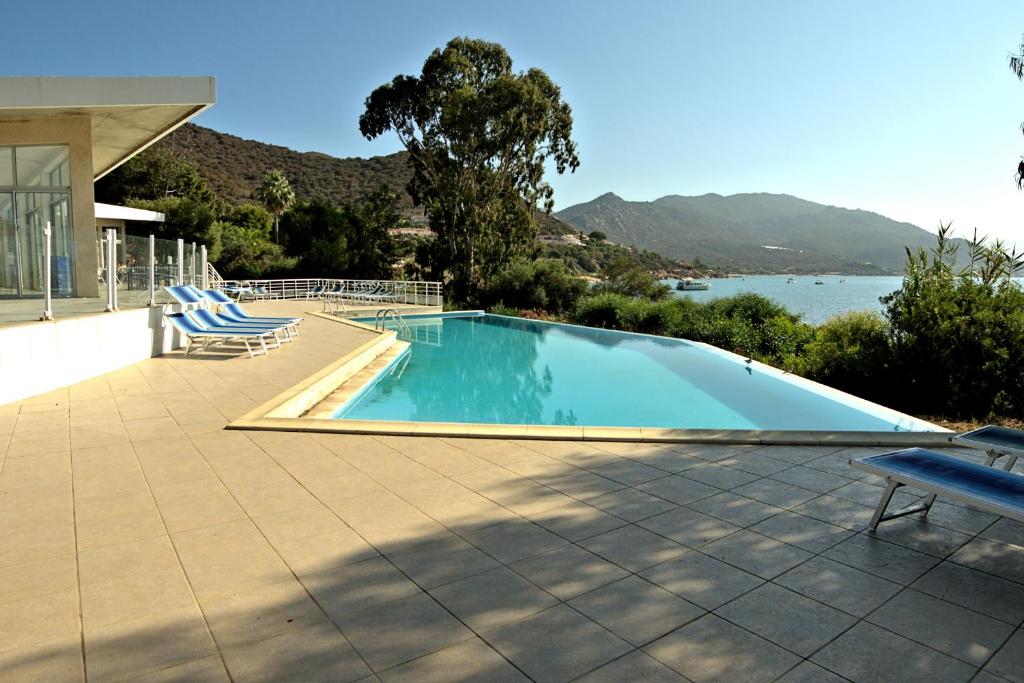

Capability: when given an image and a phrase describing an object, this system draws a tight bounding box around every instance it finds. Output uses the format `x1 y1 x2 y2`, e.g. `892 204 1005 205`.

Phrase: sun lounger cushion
953 425 1024 455
853 448 1024 522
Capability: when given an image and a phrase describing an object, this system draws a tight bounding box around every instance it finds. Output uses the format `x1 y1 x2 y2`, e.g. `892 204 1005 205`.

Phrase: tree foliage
360 37 579 302
1010 35 1024 188
255 170 296 243
95 145 216 206
278 187 400 280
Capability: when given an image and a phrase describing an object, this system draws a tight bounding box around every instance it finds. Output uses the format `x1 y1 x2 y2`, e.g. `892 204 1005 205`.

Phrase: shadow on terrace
2 426 1023 682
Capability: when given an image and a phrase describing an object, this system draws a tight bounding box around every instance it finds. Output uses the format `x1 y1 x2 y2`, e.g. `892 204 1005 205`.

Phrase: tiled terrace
0 301 1022 682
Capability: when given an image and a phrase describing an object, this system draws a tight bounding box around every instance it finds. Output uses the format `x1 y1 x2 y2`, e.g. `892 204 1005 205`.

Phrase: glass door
0 192 15 296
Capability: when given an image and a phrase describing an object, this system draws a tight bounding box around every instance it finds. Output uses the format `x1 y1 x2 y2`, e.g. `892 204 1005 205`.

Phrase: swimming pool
335 312 939 432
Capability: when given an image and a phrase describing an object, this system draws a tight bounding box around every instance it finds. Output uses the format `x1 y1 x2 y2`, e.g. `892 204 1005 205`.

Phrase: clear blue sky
9 1 1024 243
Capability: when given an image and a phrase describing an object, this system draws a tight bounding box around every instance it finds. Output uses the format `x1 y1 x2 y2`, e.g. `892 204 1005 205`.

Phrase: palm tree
255 170 295 243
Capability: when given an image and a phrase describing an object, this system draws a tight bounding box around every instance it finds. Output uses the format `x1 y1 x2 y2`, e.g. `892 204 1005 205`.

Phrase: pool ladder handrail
375 308 411 340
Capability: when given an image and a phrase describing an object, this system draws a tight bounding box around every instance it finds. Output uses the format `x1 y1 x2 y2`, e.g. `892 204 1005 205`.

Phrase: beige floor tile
75 499 167 550
0 589 80 655
378 637 528 682
646 614 801 683
172 520 293 600
270 527 379 576
459 518 568 564
812 622 977 683
487 604 631 683
301 556 422 618
569 575 705 646
578 650 688 682
640 552 763 610
331 591 474 672
220 620 370 683
78 535 181 587
386 534 499 590
701 530 814 579
71 442 138 473
579 524 688 572
526 500 628 542
6 436 71 457
72 465 147 501
158 495 247 534
588 487 677 522
912 561 1024 625
69 423 130 449
0 518 77 567
430 566 559 632
125 416 186 443
126 655 230 683
716 583 857 657
0 553 78 605
774 556 902 617
200 579 331 648
510 544 630 600
0 635 84 683
81 565 197 630
84 606 218 681
866 589 1014 667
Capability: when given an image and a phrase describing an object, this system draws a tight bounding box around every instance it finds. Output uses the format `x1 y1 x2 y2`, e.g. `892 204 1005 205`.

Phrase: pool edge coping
228 310 955 447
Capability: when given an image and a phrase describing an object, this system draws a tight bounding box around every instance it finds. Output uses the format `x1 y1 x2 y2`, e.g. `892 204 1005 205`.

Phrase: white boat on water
676 279 711 291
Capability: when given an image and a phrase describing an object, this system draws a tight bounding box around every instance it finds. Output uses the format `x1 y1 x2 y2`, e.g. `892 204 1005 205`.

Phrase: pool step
262 331 401 419
305 341 410 419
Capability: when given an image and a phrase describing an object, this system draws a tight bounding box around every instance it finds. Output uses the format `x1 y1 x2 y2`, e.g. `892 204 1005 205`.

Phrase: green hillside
555 191 953 274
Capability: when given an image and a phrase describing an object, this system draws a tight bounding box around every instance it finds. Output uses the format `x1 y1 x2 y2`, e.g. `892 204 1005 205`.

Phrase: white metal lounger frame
187 332 272 358
851 455 1024 530
951 428 1021 472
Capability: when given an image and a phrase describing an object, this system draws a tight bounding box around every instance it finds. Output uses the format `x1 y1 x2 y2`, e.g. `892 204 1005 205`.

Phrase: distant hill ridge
162 124 939 274
160 123 571 235
160 123 415 208
555 191 946 274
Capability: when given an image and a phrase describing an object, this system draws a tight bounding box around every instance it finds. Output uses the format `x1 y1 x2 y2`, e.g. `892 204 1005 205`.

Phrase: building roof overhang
94 202 165 223
0 77 216 180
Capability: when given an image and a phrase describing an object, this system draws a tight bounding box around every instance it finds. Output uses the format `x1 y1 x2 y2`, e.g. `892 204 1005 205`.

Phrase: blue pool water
336 313 937 432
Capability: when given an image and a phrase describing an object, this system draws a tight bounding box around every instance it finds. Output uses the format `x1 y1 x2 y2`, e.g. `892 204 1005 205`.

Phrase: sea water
664 275 903 325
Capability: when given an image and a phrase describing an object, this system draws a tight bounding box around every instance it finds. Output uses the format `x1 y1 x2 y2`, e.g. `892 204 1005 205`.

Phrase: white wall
0 306 183 405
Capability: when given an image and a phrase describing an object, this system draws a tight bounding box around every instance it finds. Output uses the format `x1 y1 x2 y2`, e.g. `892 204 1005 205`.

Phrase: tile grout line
115 377 240 683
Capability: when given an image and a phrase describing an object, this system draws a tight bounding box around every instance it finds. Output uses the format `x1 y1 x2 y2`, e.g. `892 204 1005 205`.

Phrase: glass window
0 147 12 186
15 145 70 188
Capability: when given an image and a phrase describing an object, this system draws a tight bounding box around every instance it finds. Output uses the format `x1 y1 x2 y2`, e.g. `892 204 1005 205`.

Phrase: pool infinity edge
227 310 953 447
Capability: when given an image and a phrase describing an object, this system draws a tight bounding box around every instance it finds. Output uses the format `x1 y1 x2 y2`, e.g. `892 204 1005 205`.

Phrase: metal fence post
148 235 156 307
199 245 208 290
176 238 184 285
105 228 118 311
190 242 197 286
41 222 53 321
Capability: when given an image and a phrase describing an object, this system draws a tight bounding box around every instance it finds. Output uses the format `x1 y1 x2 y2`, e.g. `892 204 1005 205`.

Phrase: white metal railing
206 261 226 289
216 278 443 308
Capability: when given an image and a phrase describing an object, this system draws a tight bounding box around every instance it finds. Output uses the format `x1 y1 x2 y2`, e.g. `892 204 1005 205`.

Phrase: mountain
160 123 416 208
158 123 570 235
555 192 945 274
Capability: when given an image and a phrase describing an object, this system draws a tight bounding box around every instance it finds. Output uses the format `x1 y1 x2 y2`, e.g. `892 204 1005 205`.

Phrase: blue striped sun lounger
187 308 292 345
851 448 1024 530
951 425 1024 471
166 312 277 358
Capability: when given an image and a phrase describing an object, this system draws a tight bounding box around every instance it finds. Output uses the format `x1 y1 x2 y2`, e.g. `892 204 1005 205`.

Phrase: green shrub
482 259 588 315
801 312 892 402
592 256 671 300
885 275 1024 419
573 292 635 329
